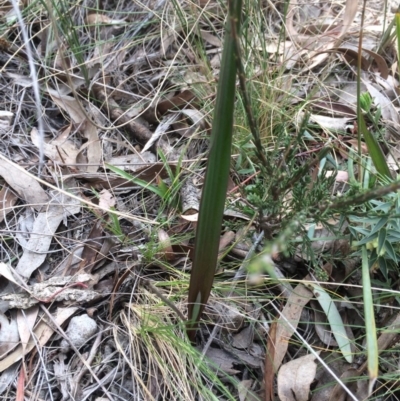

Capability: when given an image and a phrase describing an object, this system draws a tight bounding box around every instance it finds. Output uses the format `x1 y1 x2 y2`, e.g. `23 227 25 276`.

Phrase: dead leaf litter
0 0 399 400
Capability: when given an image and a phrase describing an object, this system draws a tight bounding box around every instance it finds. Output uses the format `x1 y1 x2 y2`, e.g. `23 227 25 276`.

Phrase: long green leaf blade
186 0 242 340
105 163 166 198
358 116 391 178
308 283 353 363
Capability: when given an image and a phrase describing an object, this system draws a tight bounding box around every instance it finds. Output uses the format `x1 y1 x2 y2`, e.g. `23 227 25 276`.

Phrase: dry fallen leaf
15 188 81 279
205 347 241 375
72 220 104 275
0 159 49 210
265 321 277 401
98 189 115 210
199 29 222 48
274 283 313 372
0 262 21 287
0 312 19 358
218 230 235 252
286 0 357 71
49 90 101 173
31 126 80 167
106 151 156 172
277 353 318 401
16 306 39 353
0 307 78 372
237 380 260 401
365 82 400 126
309 114 352 131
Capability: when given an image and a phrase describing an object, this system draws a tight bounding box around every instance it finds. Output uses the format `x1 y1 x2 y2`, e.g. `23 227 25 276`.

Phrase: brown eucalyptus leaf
277 353 318 401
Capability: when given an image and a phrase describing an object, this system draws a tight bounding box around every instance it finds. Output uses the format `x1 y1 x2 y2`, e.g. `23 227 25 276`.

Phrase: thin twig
39 305 115 401
10 0 45 173
72 331 103 395
320 179 400 212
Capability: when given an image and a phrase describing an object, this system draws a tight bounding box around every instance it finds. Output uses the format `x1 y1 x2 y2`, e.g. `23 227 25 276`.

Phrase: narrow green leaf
358 117 391 178
357 8 391 180
157 148 175 182
369 216 389 235
186 0 242 341
386 229 400 241
361 246 378 391
105 163 166 198
377 228 387 256
378 257 388 280
354 232 378 247
308 283 353 363
384 240 397 262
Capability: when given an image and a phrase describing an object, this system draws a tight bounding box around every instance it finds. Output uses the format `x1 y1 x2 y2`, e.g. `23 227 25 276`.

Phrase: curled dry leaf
343 139 369 157
178 108 208 138
180 179 200 214
181 212 198 222
277 353 318 401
